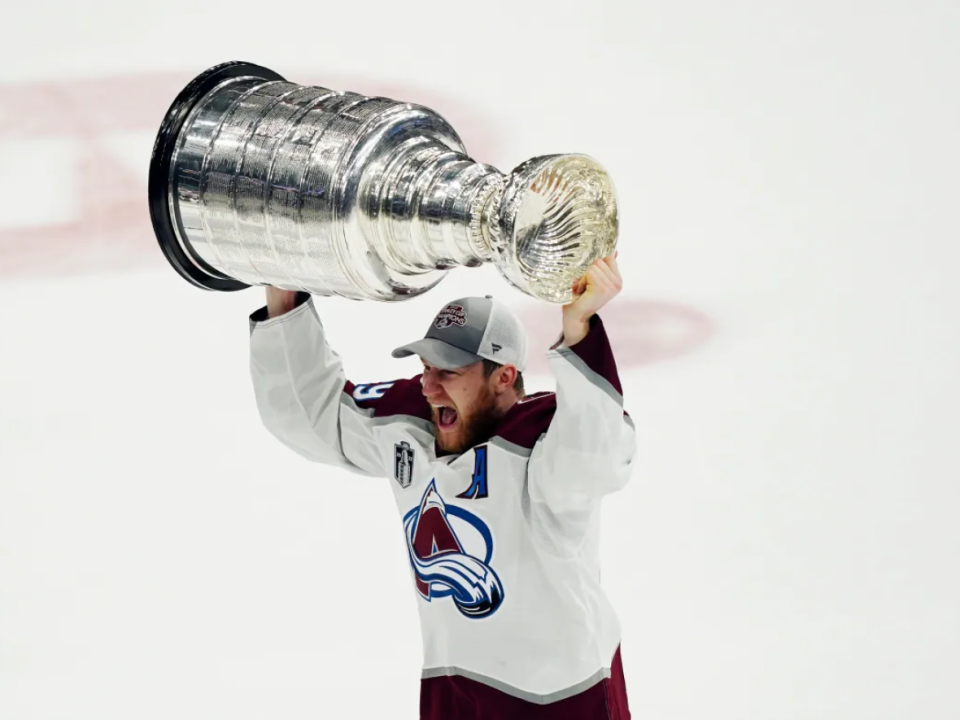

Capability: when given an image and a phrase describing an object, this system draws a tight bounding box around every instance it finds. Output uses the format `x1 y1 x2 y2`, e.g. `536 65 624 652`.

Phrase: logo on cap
435 304 467 329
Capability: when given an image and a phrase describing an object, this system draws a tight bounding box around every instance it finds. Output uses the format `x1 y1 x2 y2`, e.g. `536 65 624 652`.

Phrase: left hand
561 253 622 346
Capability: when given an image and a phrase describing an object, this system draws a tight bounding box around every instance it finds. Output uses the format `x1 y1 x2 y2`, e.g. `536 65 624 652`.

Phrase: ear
493 364 518 394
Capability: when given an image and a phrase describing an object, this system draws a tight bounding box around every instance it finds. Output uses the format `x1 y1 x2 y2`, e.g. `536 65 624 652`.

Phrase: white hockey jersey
249 294 636 719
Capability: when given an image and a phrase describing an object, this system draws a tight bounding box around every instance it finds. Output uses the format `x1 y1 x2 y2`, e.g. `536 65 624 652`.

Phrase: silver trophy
148 62 618 304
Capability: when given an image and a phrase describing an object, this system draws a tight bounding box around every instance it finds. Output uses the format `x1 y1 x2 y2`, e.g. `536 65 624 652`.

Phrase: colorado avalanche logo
434 304 467 329
403 481 505 619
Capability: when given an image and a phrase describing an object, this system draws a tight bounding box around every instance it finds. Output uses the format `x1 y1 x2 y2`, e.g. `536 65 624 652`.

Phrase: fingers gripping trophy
148 61 619 305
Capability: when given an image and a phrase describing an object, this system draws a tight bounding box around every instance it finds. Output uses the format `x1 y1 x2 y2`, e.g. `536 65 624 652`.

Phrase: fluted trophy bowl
148 61 618 304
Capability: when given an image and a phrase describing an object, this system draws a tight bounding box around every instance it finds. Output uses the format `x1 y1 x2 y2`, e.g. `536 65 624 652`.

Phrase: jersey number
457 446 488 500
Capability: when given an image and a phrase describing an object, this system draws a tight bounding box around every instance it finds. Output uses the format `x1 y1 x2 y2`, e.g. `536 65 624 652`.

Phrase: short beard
433 384 503 455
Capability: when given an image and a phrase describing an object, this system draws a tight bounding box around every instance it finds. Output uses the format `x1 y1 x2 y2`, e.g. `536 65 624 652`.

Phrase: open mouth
432 404 459 432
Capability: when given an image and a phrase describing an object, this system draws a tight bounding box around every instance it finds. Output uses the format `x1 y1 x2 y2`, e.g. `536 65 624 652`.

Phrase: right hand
561 253 622 345
266 287 298 319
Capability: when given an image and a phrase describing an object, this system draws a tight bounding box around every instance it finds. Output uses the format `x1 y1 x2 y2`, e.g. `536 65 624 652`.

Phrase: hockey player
249 255 636 719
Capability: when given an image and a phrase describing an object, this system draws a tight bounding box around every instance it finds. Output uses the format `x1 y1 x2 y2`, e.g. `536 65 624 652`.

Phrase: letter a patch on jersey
402 481 505 619
457 446 488 499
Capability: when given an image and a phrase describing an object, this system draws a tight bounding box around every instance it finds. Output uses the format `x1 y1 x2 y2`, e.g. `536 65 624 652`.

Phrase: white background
1 1 958 718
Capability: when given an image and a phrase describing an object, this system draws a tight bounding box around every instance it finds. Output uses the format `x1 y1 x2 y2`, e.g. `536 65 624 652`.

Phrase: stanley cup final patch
434 304 467 329
394 441 415 489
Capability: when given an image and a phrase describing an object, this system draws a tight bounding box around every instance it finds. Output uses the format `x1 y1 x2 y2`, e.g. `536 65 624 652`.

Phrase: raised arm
248 289 403 477
527 256 637 514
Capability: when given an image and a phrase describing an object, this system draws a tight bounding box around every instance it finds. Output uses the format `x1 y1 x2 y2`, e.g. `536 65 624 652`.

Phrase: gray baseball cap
392 295 528 372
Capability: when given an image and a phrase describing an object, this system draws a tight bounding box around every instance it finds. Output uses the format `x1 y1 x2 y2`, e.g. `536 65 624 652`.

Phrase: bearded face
421 361 511 455
430 380 503 454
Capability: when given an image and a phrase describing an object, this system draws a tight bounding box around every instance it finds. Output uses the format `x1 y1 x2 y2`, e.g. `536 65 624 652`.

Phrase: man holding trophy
150 62 637 719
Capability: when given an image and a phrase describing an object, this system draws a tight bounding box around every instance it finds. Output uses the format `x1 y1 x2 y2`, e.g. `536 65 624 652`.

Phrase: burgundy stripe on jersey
419 645 630 720
564 314 624 398
343 377 432 421
373 377 433 420
494 392 558 450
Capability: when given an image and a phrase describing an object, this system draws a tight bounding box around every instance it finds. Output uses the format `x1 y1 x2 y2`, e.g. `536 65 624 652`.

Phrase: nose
421 367 443 398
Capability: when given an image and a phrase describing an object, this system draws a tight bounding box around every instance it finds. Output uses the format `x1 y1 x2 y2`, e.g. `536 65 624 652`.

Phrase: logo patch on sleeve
351 381 395 402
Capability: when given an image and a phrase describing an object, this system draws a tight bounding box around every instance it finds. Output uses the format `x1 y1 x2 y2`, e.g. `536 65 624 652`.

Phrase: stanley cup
148 62 619 304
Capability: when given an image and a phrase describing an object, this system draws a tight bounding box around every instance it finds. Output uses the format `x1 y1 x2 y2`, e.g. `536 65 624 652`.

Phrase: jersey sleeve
248 292 405 478
527 314 637 515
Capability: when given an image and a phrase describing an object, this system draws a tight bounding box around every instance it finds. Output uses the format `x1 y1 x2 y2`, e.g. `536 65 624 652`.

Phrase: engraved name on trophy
148 62 618 304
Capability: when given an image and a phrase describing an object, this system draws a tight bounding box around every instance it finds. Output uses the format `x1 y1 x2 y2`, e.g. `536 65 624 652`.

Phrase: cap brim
391 338 482 370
